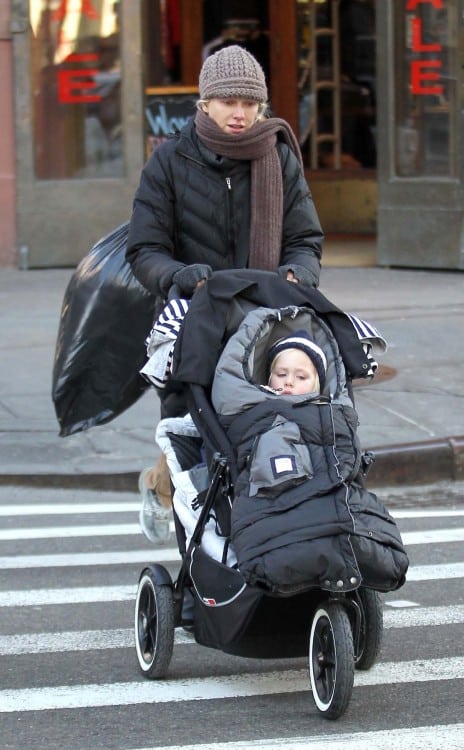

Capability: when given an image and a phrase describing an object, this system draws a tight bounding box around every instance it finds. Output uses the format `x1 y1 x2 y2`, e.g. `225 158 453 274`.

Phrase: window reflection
395 0 456 177
30 0 123 179
297 0 377 170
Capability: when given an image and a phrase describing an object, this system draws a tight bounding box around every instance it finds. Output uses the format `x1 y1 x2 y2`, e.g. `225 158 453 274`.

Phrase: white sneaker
138 468 172 543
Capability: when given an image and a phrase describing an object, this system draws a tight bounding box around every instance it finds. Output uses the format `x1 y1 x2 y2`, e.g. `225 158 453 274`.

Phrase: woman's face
203 98 260 134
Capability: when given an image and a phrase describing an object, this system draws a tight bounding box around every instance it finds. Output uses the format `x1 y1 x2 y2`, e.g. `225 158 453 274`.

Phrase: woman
126 44 324 543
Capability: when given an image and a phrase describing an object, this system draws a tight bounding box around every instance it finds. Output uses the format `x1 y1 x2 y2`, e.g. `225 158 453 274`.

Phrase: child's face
268 348 320 395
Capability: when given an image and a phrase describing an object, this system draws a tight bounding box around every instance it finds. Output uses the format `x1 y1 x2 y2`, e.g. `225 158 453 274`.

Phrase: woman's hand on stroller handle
286 270 298 283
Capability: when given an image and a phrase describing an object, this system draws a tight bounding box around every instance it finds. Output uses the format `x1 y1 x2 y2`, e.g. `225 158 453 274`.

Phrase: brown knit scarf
195 109 303 270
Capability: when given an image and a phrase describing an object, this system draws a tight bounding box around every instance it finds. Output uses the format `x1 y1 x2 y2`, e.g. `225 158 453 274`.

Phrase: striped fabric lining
142 303 386 386
347 314 387 353
146 299 190 346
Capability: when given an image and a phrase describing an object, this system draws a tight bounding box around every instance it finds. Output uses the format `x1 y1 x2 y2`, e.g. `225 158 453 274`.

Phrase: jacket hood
211 305 353 417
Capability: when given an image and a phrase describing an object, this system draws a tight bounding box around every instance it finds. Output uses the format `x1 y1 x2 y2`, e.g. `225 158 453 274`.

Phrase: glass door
14 1 144 267
394 0 457 177
30 0 123 179
297 0 377 170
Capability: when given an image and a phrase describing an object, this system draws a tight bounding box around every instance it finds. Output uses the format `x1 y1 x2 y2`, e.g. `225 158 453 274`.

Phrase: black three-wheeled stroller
134 270 409 720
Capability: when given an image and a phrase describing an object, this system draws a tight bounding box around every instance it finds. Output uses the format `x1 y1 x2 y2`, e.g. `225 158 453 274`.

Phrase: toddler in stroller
265 330 327 396
134 269 409 719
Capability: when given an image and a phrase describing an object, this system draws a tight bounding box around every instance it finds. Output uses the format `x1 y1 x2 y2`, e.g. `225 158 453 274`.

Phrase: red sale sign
51 0 99 22
407 0 444 95
57 53 101 103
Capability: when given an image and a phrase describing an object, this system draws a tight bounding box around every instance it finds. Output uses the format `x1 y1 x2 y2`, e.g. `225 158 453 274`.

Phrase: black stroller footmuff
134 269 409 720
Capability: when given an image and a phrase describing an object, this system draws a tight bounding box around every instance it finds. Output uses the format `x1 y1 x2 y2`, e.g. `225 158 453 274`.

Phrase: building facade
0 2 16 267
1 1 463 269
377 0 464 269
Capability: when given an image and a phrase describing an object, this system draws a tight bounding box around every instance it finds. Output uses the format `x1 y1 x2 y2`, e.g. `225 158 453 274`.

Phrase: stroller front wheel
354 588 383 671
135 566 174 678
309 601 354 719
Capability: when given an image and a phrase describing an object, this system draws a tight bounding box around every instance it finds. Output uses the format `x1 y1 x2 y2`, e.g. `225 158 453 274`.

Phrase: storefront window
142 0 183 88
297 0 376 170
141 0 198 157
141 1 271 159
395 0 457 177
30 0 123 179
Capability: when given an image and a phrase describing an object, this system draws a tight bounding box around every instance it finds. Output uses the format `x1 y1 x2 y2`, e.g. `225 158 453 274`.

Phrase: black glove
277 264 317 288
172 264 213 296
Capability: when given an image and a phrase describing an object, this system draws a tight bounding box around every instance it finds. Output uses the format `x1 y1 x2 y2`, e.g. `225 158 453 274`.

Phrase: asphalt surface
0 257 463 491
1 483 463 746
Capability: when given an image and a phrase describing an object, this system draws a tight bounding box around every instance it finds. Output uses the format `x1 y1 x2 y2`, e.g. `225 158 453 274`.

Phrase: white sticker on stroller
272 455 297 477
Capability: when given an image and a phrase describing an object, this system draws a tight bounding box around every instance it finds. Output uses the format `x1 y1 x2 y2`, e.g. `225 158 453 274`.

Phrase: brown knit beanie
199 44 268 102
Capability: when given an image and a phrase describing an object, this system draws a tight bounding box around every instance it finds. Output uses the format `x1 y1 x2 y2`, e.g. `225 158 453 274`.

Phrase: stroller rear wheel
135 566 174 678
355 588 383 671
309 601 354 719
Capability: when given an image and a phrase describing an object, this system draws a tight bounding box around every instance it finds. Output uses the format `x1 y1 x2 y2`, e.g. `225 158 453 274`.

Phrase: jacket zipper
225 177 235 257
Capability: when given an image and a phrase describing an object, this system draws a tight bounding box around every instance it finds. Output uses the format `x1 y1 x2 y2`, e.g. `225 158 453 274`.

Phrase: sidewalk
0 246 463 492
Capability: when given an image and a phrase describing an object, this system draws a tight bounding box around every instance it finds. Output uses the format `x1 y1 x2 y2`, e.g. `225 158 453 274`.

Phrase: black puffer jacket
210 306 409 596
126 118 323 299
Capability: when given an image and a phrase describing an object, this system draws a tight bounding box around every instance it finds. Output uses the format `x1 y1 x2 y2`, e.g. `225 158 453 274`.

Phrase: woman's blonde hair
196 99 268 118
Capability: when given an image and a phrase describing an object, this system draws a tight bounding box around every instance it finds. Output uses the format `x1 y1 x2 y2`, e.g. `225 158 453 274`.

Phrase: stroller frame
134 382 383 720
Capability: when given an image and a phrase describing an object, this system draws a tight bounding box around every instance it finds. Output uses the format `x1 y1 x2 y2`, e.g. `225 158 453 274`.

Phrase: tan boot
150 453 172 509
138 454 172 543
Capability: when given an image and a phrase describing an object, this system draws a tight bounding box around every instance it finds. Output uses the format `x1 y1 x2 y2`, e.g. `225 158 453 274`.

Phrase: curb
1 436 463 492
367 435 464 487
0 472 138 492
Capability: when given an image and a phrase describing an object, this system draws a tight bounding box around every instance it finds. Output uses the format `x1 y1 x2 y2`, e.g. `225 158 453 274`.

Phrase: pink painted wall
0 3 16 267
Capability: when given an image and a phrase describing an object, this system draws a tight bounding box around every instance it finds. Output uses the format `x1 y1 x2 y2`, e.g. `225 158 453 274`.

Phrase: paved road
1 484 463 749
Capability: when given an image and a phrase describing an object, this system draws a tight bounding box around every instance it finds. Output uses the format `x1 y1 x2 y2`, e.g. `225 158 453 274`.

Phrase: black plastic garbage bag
52 221 157 437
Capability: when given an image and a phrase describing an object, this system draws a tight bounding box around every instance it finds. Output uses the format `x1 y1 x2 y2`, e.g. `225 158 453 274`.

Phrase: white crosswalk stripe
0 522 143 540
0 502 140 516
405 562 464 581
0 523 140 542
1 524 462 543
0 548 179 569
0 494 462 748
0 628 193 655
0 558 462 608
0 584 137 607
1 502 462 518
401 527 464 545
1 604 463 655
1 657 463 712
130 723 464 750
1 525 463 569
0 502 461 518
